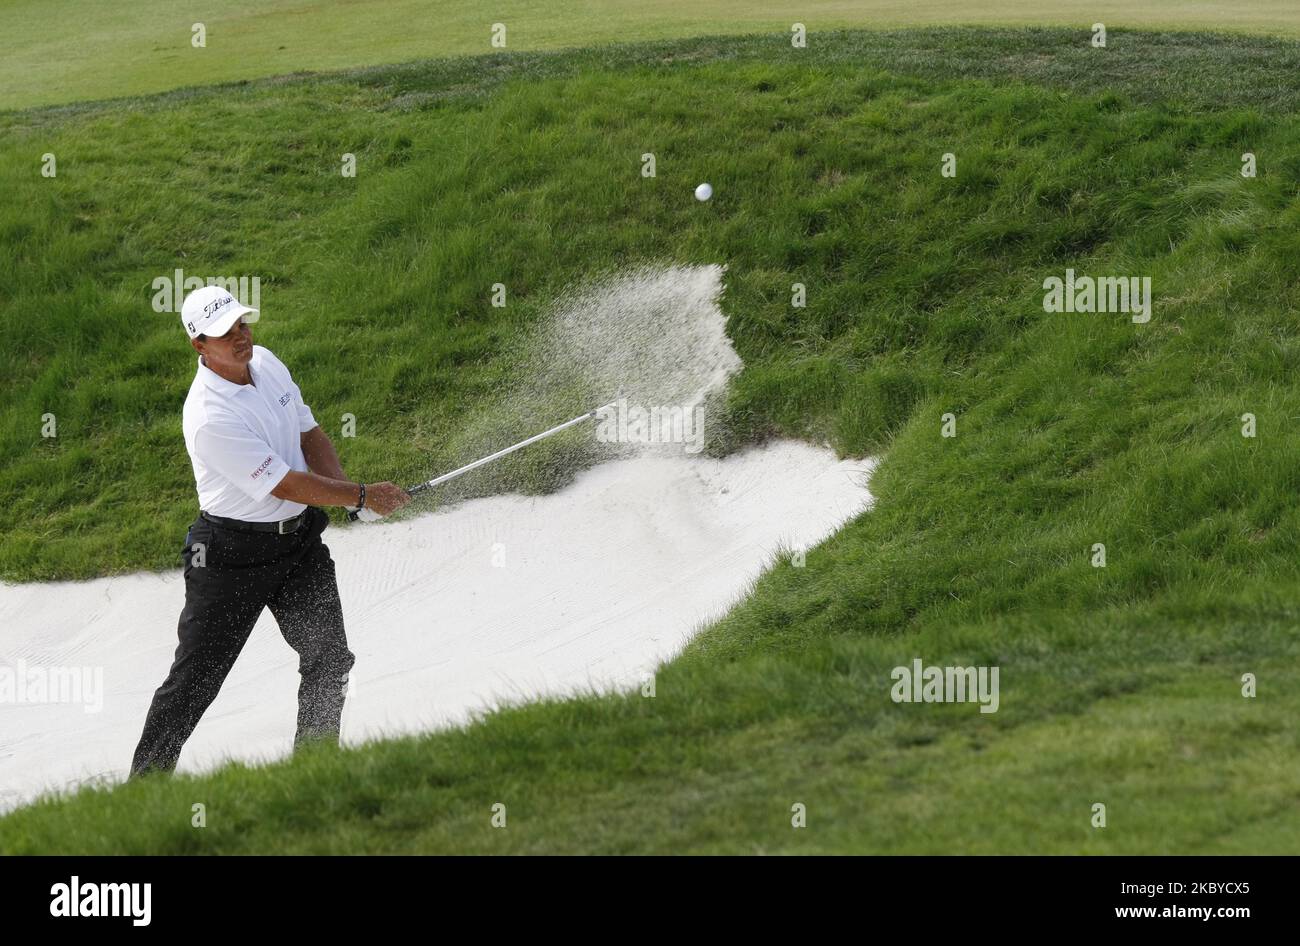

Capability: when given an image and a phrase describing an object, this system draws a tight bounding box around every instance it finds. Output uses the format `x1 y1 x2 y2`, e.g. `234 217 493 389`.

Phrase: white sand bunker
0 262 874 812
0 442 873 811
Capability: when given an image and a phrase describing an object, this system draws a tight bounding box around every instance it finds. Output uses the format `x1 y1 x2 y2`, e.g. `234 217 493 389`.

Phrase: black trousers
130 505 355 776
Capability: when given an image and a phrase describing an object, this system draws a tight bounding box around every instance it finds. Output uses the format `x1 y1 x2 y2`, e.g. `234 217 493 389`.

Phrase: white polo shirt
183 345 319 521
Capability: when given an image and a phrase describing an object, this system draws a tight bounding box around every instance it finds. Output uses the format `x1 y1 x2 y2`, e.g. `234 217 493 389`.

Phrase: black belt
201 510 309 535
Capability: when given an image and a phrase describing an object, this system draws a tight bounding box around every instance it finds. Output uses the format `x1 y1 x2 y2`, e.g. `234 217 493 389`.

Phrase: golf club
348 398 618 521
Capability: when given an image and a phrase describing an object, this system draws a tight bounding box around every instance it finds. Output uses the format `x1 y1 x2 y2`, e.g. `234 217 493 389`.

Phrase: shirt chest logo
278 393 292 407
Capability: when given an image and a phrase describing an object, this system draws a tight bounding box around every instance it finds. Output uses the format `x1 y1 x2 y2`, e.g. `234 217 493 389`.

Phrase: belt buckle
278 514 299 535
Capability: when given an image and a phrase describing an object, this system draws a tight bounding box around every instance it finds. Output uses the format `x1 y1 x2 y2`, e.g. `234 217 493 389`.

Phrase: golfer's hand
365 481 412 517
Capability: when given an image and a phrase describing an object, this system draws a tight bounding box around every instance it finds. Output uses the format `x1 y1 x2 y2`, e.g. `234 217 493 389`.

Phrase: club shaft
407 401 616 495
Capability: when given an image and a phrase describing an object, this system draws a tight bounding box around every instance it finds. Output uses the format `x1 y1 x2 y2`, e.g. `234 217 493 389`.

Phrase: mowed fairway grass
8 1 1300 109
2 28 1300 852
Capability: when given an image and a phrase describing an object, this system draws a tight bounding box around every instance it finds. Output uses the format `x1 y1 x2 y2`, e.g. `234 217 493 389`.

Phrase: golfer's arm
300 425 348 480
270 470 362 508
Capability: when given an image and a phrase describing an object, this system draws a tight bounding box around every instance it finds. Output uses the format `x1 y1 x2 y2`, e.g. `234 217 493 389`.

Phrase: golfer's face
206 319 253 363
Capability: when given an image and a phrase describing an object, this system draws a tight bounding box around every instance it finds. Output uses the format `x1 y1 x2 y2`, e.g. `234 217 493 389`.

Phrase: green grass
8 1 1300 110
4 26 1300 851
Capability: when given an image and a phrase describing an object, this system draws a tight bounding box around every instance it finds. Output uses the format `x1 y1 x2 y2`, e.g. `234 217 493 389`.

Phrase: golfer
130 286 410 776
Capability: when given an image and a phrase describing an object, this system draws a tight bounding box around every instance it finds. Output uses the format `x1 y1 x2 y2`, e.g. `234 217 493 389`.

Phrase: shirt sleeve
261 348 317 433
193 418 291 502
289 377 318 433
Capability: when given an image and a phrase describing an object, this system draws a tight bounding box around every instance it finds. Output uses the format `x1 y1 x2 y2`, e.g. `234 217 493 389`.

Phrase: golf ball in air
695 182 713 201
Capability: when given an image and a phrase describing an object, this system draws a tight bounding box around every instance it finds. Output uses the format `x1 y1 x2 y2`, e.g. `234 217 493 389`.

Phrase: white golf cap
180 285 259 339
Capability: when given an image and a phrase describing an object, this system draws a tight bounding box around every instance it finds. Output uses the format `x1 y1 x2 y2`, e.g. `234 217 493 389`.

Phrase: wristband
357 483 367 510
